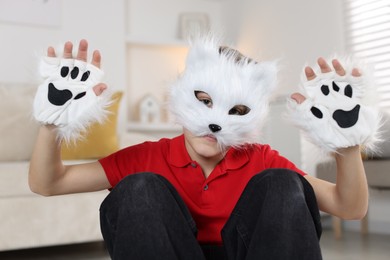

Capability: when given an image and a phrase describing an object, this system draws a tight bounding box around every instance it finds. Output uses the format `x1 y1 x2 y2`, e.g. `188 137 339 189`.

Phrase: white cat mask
168 37 278 150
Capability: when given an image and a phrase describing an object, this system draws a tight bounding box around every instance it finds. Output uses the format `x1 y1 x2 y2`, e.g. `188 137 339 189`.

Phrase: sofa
0 83 155 251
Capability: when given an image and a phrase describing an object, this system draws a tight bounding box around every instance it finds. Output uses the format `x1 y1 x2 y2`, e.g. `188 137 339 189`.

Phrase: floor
0 229 389 259
320 229 390 260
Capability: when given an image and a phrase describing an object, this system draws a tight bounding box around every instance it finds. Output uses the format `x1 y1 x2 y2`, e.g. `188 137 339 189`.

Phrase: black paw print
310 81 360 128
48 65 90 106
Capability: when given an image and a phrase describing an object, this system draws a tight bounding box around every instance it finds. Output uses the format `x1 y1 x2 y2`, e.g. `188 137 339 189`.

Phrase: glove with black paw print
287 59 381 153
33 56 112 142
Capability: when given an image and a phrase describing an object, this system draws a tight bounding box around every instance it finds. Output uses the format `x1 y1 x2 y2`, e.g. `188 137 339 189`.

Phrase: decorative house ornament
139 94 161 123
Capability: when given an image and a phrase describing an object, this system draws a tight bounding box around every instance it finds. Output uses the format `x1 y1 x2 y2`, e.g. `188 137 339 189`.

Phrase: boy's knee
115 172 164 193
252 168 301 182
101 173 167 208
249 169 306 195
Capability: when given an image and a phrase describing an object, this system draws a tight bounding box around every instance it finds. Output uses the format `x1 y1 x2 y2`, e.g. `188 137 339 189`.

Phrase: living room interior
0 0 390 259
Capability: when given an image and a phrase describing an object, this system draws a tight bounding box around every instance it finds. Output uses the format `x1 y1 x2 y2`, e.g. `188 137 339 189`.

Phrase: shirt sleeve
98 141 160 187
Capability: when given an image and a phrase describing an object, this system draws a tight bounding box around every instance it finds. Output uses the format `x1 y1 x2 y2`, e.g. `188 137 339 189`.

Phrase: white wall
0 0 127 130
223 0 345 96
0 0 126 90
126 0 225 41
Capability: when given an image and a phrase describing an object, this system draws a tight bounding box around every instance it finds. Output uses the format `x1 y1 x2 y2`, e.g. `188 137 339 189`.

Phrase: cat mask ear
185 37 220 70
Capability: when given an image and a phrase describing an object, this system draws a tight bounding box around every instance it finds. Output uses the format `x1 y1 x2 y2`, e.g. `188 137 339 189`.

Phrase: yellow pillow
61 91 123 160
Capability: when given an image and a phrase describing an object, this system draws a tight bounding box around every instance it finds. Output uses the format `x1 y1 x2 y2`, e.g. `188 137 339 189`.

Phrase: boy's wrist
335 145 361 159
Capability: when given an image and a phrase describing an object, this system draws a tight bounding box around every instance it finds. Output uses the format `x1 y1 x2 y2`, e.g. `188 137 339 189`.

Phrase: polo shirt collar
168 135 193 167
168 134 249 170
222 147 250 170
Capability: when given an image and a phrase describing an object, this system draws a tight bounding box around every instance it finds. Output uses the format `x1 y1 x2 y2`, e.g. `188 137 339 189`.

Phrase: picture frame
179 12 210 39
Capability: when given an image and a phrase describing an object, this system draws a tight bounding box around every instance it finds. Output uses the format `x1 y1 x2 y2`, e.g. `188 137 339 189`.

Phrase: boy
29 38 378 260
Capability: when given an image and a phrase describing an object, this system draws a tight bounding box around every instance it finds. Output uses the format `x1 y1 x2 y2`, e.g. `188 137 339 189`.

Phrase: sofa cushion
316 159 390 189
0 162 32 197
61 91 123 160
0 160 94 198
0 84 40 161
364 159 390 189
0 191 108 251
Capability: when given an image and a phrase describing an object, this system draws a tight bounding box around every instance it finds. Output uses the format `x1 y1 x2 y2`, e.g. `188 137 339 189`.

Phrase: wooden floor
0 229 389 259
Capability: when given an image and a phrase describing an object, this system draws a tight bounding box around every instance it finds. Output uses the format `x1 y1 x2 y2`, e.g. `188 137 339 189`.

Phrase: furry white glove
33 56 111 142
287 61 381 153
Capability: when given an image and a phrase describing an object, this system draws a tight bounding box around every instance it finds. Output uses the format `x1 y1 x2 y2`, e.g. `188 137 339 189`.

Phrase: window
344 0 390 110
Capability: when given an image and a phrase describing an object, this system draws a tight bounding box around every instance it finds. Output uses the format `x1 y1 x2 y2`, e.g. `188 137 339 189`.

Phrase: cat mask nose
209 124 222 133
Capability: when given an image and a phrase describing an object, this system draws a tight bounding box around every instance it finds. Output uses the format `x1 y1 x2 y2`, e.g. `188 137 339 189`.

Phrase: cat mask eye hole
194 91 213 108
229 105 251 116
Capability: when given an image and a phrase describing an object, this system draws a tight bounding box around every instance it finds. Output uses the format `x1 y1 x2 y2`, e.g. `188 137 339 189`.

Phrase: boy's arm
29 40 111 196
290 57 375 220
304 146 368 220
29 124 111 196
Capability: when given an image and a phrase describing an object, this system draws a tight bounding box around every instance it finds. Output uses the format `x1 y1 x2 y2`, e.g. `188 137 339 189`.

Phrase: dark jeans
100 169 322 260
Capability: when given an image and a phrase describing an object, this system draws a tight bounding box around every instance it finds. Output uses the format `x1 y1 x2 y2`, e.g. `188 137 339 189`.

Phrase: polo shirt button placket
191 162 197 168
203 184 209 191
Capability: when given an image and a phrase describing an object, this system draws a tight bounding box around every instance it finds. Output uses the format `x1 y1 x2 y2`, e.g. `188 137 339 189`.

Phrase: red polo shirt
99 134 305 245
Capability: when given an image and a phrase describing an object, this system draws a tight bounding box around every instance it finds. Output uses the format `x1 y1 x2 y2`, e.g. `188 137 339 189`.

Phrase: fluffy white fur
168 36 278 150
34 56 112 143
286 57 381 154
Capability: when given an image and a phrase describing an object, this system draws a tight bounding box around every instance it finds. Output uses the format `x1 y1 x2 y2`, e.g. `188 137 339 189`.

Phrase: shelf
125 34 188 136
127 122 182 139
127 122 182 132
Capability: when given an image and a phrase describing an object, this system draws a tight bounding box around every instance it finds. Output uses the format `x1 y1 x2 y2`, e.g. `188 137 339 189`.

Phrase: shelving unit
124 34 188 138
123 0 224 138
